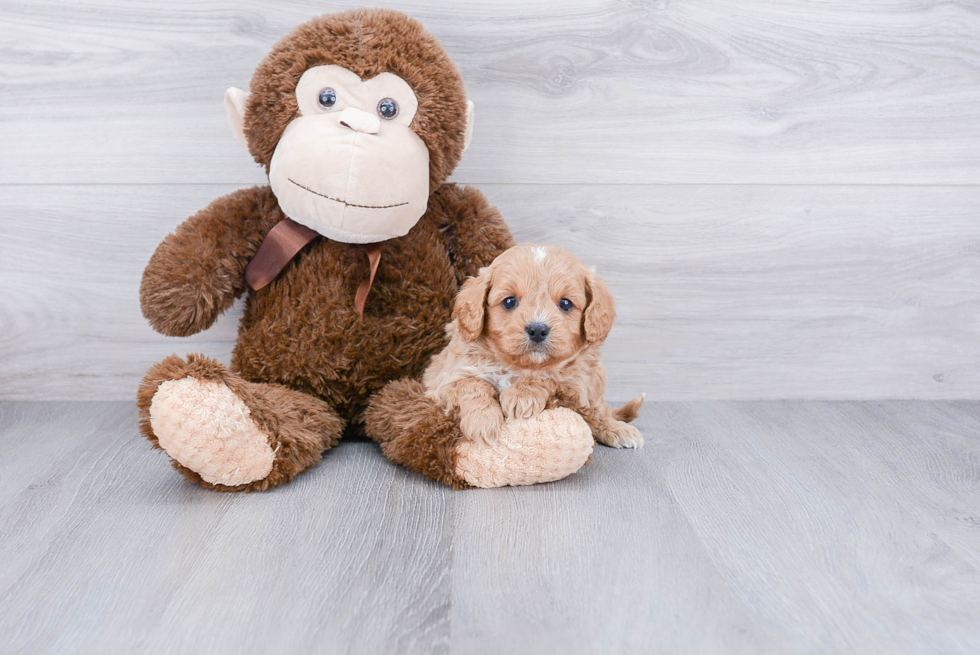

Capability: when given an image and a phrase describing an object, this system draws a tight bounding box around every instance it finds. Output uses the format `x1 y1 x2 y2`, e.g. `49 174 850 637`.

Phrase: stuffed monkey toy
137 9 595 490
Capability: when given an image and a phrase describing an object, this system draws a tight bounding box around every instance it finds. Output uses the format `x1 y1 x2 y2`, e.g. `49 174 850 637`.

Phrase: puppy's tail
612 393 645 423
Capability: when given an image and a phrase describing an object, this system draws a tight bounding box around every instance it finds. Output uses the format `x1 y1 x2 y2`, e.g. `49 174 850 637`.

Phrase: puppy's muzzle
525 322 550 344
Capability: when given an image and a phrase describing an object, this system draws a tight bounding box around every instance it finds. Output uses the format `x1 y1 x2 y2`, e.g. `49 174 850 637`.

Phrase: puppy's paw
596 420 644 449
500 385 548 420
459 405 505 445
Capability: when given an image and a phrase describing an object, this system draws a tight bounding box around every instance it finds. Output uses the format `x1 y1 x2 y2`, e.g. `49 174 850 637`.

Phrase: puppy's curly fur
423 244 644 448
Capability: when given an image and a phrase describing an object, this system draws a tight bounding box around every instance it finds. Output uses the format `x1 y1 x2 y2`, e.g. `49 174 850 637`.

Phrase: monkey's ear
224 87 250 151
583 268 616 345
462 100 475 152
453 269 490 341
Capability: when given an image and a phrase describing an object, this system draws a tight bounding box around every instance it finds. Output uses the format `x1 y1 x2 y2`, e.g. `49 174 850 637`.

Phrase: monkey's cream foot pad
149 378 275 486
454 407 594 488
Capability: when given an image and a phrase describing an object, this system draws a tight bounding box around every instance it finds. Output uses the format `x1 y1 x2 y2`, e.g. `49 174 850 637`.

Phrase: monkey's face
225 10 474 244
264 65 428 244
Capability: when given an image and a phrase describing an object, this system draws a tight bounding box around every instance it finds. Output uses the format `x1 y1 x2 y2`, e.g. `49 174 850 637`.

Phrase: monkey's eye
559 298 574 312
377 97 399 120
502 296 519 311
317 87 337 109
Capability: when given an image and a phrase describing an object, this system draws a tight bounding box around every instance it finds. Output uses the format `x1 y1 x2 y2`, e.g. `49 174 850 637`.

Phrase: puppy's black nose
525 322 550 343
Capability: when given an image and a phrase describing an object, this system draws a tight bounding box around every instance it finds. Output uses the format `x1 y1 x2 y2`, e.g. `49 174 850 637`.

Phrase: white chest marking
461 365 518 392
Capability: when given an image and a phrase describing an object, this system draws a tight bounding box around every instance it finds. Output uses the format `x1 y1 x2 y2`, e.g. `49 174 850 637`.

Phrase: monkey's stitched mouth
288 178 409 210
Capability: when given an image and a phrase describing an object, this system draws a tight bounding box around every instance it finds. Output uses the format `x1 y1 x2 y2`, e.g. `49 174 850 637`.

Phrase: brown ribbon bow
244 217 383 319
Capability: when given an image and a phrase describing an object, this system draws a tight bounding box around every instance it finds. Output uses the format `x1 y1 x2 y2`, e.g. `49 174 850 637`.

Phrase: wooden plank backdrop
1 0 979 400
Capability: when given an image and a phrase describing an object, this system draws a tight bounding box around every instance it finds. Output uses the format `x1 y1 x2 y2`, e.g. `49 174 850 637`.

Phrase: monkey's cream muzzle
267 65 430 244
269 112 430 244
227 64 452 245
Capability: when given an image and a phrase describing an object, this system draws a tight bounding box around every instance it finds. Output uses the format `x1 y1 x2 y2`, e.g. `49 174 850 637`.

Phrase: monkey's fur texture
139 9 596 491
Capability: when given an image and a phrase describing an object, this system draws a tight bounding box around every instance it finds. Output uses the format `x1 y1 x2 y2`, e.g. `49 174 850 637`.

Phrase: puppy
424 244 643 448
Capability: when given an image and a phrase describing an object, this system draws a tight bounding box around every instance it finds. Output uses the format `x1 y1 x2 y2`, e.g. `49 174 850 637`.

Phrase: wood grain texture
1 0 979 184
649 401 980 653
1 400 979 653
0 402 453 655
2 183 979 401
449 451 778 654
2 1 979 400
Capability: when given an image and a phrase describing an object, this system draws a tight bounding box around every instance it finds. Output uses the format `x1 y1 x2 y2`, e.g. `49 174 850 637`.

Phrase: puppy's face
453 245 616 370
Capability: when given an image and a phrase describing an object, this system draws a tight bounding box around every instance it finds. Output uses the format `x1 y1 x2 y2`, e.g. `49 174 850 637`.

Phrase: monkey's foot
137 354 345 492
365 379 594 489
149 377 275 487
454 408 594 488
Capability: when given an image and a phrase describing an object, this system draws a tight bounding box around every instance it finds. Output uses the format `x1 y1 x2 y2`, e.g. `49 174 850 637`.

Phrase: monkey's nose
338 107 381 134
525 322 550 343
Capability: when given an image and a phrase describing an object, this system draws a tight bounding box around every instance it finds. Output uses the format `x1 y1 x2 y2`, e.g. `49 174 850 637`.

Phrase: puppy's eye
318 87 338 109
559 298 574 312
502 296 519 310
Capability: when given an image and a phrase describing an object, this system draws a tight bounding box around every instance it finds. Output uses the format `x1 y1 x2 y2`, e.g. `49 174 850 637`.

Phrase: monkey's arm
140 185 281 337
431 184 516 283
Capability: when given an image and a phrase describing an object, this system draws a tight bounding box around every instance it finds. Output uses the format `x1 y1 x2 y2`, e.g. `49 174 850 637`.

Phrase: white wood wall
1 0 979 400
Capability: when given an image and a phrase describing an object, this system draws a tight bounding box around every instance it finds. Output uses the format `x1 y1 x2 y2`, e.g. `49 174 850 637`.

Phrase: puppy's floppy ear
583 268 616 345
454 269 491 341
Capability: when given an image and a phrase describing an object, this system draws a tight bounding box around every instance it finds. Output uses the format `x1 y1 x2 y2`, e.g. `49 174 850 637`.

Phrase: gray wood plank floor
2 401 978 654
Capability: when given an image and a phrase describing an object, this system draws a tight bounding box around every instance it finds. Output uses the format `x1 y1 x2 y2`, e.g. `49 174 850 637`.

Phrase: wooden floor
1 401 978 654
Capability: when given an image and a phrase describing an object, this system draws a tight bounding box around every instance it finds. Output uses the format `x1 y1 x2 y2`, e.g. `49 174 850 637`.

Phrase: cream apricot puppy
424 244 643 448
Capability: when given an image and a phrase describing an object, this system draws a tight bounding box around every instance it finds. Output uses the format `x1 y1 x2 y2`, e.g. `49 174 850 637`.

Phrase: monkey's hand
500 378 556 421
141 186 279 337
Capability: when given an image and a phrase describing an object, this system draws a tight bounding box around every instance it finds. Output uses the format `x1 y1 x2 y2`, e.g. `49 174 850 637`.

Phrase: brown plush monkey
138 9 594 491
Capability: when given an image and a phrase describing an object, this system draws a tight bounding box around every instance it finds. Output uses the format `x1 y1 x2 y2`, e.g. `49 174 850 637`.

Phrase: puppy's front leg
553 378 643 449
445 378 506 445
500 377 557 420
